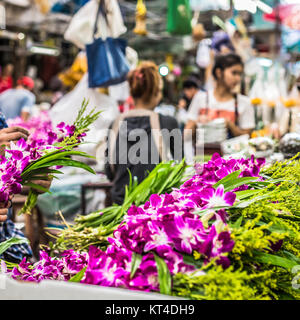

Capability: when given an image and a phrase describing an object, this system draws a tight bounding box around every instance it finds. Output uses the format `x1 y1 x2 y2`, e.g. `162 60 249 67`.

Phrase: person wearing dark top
105 61 182 205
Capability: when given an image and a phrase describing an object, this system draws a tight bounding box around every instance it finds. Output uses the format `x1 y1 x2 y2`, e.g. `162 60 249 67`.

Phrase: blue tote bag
86 0 130 88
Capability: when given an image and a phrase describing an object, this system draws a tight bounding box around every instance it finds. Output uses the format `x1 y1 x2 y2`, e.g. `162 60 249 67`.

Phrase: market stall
0 0 299 303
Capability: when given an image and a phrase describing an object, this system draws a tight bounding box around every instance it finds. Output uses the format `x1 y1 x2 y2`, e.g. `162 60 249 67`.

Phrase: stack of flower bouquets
1 153 300 300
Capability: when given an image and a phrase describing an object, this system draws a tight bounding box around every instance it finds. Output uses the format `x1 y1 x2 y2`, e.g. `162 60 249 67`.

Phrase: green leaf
253 251 298 270
23 182 51 194
22 150 94 175
182 254 203 268
234 193 273 208
24 159 95 175
68 267 87 282
0 238 29 255
130 253 143 279
194 205 232 216
213 170 241 189
281 251 300 264
213 170 262 192
235 189 262 201
231 216 243 229
154 253 172 295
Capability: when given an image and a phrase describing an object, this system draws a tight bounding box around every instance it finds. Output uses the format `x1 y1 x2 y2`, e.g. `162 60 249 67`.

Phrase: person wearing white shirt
185 53 255 139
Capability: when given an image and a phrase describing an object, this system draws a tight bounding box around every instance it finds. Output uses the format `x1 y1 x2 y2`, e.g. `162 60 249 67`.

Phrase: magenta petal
211 153 221 161
215 185 225 198
57 122 65 129
200 187 214 201
149 194 162 208
224 192 236 206
216 256 231 269
16 138 27 150
181 240 193 254
216 168 230 179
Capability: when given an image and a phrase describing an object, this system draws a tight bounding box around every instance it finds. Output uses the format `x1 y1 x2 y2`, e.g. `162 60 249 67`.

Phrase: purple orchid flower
200 185 236 209
164 215 206 254
129 255 159 292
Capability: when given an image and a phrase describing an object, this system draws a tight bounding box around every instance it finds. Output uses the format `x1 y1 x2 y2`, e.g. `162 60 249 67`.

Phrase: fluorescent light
255 0 273 14
234 0 257 14
29 46 60 56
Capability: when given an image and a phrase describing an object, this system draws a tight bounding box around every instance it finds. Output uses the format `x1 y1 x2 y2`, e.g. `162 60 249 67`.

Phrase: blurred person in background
0 63 14 94
177 78 202 130
105 61 182 205
179 78 200 111
185 53 255 139
0 76 35 121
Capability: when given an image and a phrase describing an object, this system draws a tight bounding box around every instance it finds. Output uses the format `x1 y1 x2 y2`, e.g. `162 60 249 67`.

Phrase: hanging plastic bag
50 73 120 163
196 39 210 68
167 0 192 35
4 0 30 8
108 46 138 102
85 0 130 88
51 0 89 15
64 0 126 50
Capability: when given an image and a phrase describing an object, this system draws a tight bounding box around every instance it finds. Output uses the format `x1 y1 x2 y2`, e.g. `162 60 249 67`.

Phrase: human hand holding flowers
0 208 8 222
24 177 53 195
32 178 52 194
0 195 13 222
0 127 29 147
0 99 101 215
0 127 29 157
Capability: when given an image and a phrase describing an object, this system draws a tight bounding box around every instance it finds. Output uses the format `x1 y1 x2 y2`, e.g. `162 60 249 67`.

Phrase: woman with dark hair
185 53 255 138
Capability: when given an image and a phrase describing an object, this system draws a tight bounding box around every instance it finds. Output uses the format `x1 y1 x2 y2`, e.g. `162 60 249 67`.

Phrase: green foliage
130 253 143 279
68 267 87 283
172 266 275 300
154 253 172 296
52 160 186 252
0 237 29 255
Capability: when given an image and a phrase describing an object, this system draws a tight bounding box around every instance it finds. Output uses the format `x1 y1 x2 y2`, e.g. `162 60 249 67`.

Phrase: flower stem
19 189 39 215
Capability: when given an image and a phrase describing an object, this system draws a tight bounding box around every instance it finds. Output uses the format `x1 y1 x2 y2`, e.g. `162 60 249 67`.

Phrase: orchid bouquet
53 154 266 252
2 154 300 299
0 99 101 215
